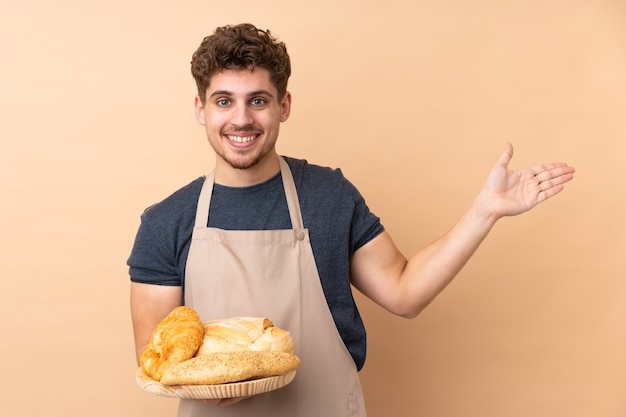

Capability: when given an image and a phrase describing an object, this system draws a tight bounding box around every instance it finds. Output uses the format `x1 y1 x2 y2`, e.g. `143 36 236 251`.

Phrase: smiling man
194 67 291 184
128 23 575 417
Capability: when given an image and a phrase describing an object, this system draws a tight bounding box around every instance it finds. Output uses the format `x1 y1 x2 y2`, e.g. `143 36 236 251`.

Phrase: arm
350 143 575 318
130 283 250 408
130 282 183 364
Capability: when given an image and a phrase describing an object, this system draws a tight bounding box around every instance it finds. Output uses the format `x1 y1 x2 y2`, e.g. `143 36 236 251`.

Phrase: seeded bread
160 351 300 385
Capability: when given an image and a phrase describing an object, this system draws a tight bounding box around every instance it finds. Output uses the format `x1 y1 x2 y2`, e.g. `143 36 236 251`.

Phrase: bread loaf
197 317 295 355
160 351 300 385
248 326 295 353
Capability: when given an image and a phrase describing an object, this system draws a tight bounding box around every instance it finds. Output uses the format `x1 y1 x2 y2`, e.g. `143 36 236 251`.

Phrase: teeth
227 135 256 143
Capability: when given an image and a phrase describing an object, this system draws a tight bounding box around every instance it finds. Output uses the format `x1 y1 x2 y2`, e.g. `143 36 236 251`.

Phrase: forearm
398 196 498 317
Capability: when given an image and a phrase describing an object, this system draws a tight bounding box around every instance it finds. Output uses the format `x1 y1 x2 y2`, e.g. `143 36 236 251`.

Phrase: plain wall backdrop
1 1 624 416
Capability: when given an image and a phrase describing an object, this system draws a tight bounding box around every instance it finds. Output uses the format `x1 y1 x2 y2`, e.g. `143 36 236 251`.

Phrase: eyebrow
208 89 275 99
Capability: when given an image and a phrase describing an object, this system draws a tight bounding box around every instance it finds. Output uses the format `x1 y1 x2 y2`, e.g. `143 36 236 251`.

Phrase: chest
207 178 292 230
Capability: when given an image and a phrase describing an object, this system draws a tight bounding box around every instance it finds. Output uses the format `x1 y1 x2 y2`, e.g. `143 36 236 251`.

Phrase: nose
230 103 254 128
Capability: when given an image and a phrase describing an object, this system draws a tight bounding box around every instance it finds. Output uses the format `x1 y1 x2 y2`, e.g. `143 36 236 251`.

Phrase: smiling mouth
226 135 258 143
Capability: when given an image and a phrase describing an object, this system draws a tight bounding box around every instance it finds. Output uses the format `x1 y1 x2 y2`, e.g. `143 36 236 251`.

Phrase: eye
216 98 230 107
250 98 266 106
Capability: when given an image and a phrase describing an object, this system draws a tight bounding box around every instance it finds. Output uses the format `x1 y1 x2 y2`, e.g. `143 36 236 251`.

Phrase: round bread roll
140 306 205 382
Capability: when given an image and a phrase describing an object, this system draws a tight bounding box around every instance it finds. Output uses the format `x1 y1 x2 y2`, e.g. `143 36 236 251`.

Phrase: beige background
1 0 624 416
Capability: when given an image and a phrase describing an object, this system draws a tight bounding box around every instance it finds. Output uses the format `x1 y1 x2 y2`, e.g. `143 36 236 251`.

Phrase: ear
194 96 206 125
280 92 292 122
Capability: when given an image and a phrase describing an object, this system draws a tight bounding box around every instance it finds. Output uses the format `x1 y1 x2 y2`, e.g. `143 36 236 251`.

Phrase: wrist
469 191 501 228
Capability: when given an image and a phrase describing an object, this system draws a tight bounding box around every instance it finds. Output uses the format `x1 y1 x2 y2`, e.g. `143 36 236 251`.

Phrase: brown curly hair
191 23 291 104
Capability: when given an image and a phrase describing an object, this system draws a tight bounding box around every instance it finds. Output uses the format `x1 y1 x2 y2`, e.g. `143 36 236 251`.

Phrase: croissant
139 306 205 381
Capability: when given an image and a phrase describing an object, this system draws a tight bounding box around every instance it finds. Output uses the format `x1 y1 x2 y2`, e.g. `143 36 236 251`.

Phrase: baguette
160 351 300 385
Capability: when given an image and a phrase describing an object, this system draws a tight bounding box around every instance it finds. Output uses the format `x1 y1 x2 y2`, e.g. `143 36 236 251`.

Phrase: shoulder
281 156 366 211
282 156 342 176
282 156 353 192
140 177 205 225
128 177 205 285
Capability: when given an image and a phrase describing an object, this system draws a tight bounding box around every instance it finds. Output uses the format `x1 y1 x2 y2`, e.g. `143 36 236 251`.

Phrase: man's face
195 68 291 179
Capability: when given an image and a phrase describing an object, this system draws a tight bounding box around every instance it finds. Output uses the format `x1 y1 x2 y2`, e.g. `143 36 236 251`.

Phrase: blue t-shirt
127 157 384 370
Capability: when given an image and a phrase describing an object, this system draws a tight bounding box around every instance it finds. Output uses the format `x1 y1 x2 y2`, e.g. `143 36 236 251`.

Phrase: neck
213 153 281 187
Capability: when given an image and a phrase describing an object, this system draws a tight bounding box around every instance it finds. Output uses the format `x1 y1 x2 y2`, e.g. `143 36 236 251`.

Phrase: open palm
484 143 575 218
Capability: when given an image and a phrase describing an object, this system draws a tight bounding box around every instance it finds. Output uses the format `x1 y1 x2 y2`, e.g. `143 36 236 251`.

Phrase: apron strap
278 156 304 230
193 157 303 230
194 171 215 229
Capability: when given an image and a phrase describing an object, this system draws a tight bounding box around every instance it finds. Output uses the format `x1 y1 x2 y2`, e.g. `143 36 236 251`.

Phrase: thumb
495 142 514 169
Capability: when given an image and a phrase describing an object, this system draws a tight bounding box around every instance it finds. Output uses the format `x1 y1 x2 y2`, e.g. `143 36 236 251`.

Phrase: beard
210 132 277 171
222 148 268 170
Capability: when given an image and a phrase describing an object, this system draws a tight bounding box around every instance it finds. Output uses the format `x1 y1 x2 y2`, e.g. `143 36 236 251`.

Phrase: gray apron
178 156 367 417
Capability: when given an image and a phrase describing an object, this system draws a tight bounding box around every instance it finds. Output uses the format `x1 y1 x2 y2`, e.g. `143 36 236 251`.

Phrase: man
129 23 575 416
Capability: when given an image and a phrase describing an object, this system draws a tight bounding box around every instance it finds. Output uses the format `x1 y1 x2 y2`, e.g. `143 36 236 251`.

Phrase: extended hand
483 143 575 218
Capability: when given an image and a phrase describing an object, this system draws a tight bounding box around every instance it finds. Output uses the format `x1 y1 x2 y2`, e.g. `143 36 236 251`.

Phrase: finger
201 398 235 408
495 142 514 169
215 396 251 408
530 162 574 176
216 398 237 408
534 165 575 184
535 166 574 203
201 394 252 407
537 186 563 203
